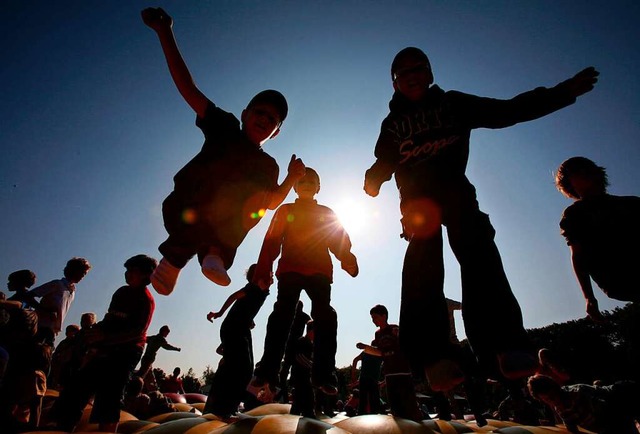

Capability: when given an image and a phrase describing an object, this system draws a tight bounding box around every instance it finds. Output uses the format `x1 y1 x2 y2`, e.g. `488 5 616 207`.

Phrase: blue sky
2 1 639 378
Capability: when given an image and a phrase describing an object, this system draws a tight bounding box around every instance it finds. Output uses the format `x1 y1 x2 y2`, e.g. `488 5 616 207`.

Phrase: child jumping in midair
364 46 599 391
251 167 359 398
142 7 305 295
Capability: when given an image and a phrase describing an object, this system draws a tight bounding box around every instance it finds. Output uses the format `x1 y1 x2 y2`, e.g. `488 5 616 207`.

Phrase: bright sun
332 198 376 235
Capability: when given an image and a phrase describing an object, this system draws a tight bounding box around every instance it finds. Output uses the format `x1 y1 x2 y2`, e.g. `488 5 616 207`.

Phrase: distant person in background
48 324 80 390
161 367 185 395
28 257 91 345
138 325 181 380
350 340 383 415
277 300 311 403
6 269 39 310
364 46 599 391
204 264 268 419
49 254 156 433
289 320 316 419
528 374 640 434
555 156 640 321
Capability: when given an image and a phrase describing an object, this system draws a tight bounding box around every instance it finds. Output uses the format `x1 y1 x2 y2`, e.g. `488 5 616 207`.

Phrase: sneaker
424 359 465 392
497 350 539 380
202 254 231 286
150 258 181 295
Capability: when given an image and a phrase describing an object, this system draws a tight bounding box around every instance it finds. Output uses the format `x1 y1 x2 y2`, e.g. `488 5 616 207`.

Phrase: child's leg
385 373 423 421
447 209 535 379
400 229 462 390
304 275 338 391
254 276 301 387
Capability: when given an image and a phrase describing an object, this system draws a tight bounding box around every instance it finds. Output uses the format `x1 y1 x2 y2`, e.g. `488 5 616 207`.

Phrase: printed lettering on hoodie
387 106 459 165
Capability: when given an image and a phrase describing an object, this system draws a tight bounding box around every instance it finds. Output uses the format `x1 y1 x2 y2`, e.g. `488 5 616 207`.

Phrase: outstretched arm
161 341 181 352
206 288 246 322
558 67 599 99
141 7 208 118
569 244 605 323
268 155 306 209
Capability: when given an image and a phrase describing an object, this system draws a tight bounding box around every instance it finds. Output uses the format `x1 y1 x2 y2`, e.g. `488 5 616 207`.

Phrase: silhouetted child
50 254 157 433
27 257 91 344
289 319 315 418
48 323 80 390
350 341 383 415
141 7 305 295
555 156 640 321
277 300 311 403
203 264 268 418
528 374 640 434
356 304 422 421
138 325 181 380
6 269 39 310
344 388 360 417
161 367 184 394
364 46 599 390
123 376 150 420
251 168 359 397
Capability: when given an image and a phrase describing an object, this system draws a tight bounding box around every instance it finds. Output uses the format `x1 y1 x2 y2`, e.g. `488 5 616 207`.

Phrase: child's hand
342 254 359 277
364 169 382 197
207 311 220 322
356 342 366 350
563 66 599 98
287 154 306 181
141 7 173 32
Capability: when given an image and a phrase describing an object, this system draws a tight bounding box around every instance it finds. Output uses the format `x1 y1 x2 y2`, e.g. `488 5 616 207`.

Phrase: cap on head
391 47 432 80
124 254 158 275
247 90 288 124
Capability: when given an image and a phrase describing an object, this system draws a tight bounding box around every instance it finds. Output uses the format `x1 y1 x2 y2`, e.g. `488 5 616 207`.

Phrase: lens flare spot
182 208 197 224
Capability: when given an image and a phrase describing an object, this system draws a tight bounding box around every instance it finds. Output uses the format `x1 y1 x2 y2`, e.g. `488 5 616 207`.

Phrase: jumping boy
49 254 157 433
142 7 305 295
364 46 599 391
251 167 359 398
204 264 269 419
554 156 640 321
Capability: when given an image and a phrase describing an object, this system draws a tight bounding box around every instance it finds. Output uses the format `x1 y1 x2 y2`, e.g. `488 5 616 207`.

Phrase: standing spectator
28 258 91 345
49 254 156 433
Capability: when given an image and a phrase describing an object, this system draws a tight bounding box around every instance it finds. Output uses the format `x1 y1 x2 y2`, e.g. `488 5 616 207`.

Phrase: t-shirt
97 285 155 350
560 194 640 301
374 324 411 375
170 101 280 238
220 283 268 338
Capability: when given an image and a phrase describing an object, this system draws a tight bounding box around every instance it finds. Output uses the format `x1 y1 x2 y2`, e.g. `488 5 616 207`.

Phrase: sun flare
332 198 377 235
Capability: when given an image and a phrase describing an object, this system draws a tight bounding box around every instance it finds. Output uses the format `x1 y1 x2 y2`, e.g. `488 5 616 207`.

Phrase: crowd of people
1 5 639 433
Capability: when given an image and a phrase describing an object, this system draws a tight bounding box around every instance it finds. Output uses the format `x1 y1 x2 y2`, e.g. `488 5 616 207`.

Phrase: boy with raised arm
142 7 305 295
364 46 599 391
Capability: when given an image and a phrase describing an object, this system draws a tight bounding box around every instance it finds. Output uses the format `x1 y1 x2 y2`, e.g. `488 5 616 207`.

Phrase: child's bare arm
268 154 306 209
569 244 605 323
142 7 208 118
206 288 246 322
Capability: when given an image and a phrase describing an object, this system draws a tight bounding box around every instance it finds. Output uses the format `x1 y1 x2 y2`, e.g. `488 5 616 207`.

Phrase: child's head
124 254 158 287
160 325 170 337
65 324 80 338
527 374 564 408
555 156 608 200
7 269 36 291
63 257 92 284
369 304 388 327
81 312 97 329
293 167 320 199
246 263 257 282
241 89 288 146
172 366 181 377
391 47 434 101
